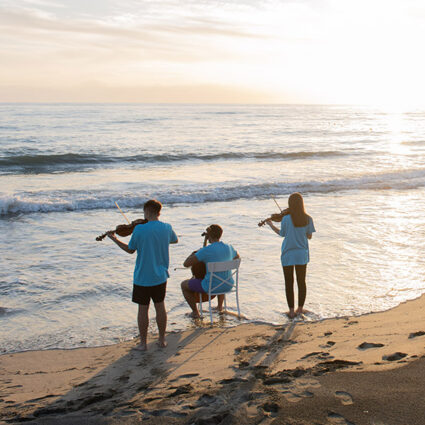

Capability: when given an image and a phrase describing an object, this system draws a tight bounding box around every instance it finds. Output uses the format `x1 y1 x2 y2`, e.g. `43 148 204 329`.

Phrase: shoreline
1 294 425 424
2 291 424 356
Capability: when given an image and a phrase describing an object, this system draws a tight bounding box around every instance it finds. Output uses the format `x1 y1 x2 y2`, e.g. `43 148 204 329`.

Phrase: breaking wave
0 150 353 174
1 168 424 217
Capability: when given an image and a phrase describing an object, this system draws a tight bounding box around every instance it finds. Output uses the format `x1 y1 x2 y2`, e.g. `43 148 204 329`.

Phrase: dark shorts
188 278 206 294
132 282 167 306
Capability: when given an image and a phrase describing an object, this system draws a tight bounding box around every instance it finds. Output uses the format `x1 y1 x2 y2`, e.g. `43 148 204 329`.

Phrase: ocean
1 103 425 354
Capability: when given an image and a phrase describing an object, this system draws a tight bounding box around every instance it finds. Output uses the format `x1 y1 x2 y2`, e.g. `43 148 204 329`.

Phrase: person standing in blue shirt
265 193 315 319
108 199 178 350
182 224 239 318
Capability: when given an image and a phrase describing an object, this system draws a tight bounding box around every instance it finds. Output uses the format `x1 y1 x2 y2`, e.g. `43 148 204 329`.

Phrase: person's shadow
10 322 297 424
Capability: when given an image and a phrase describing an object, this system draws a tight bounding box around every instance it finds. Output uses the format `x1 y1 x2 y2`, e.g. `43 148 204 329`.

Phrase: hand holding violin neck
258 208 290 227
95 218 148 241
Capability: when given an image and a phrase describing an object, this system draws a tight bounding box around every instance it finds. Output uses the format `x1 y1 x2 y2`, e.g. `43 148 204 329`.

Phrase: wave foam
1 168 425 217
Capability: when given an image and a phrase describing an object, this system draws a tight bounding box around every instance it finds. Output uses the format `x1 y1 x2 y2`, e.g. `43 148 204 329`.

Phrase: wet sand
1 295 425 425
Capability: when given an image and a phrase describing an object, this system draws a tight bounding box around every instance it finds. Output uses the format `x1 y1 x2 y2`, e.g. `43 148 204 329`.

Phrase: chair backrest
207 258 241 273
206 259 241 294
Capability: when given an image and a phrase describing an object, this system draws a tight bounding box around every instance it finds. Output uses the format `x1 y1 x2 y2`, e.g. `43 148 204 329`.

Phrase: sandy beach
1 295 425 425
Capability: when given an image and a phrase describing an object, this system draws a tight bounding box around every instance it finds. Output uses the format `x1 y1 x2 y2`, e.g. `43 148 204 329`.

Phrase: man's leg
181 280 201 318
137 304 149 351
153 301 167 347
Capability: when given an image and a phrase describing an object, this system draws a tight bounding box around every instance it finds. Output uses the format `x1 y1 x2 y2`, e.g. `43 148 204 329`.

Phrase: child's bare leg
181 280 200 318
136 304 149 350
154 301 167 347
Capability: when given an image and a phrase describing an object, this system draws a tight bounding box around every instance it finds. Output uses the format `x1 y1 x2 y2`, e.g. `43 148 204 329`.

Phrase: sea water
1 103 425 353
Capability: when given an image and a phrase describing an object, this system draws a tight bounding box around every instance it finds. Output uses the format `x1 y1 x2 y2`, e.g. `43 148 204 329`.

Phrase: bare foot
286 310 296 319
188 311 201 319
157 340 168 348
295 307 310 315
133 343 147 352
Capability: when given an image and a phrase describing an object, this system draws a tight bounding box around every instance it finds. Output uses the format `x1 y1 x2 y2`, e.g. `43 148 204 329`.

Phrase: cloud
2 0 425 104
0 2 269 72
0 3 263 43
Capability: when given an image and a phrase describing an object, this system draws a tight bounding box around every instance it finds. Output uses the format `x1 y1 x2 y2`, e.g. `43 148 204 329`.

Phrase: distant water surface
1 104 425 353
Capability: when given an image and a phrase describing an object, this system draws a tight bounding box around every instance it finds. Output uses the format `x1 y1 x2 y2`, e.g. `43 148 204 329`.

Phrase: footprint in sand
300 390 314 398
382 352 407 361
297 377 321 389
301 351 324 359
196 393 217 407
327 411 355 425
335 391 354 405
166 383 192 398
261 401 279 414
279 387 315 403
357 342 384 350
280 391 302 403
169 373 199 383
257 401 280 424
408 331 425 339
243 401 260 418
116 409 141 418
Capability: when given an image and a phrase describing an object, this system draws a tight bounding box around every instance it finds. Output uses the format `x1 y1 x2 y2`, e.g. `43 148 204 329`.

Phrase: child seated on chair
181 224 240 319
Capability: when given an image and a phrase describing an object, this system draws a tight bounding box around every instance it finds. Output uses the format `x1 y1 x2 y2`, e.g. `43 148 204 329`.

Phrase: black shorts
132 282 167 306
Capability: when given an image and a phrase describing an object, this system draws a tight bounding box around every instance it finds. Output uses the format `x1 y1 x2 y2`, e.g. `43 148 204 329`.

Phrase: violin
258 208 290 227
96 218 148 241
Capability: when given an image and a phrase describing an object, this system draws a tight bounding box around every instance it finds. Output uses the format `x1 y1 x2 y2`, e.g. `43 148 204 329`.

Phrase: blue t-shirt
280 215 315 266
195 242 237 294
128 220 177 286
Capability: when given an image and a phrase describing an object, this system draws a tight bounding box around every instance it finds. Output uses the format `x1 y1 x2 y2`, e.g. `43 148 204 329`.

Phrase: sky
1 0 425 105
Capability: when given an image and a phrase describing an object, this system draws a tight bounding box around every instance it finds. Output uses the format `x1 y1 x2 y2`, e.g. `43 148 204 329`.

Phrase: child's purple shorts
188 278 205 293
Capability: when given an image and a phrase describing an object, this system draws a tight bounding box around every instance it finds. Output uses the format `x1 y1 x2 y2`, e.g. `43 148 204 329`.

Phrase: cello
190 232 208 279
188 231 217 303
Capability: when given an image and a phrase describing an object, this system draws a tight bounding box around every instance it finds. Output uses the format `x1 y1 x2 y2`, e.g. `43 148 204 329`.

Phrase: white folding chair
199 258 241 324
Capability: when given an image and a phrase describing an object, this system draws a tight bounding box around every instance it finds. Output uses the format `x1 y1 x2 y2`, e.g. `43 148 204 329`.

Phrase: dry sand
1 295 425 425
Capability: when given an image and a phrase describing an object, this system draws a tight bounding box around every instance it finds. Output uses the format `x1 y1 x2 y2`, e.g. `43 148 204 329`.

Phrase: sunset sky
1 0 425 105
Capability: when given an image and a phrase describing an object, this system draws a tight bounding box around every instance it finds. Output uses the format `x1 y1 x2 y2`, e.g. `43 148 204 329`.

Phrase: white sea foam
1 167 425 216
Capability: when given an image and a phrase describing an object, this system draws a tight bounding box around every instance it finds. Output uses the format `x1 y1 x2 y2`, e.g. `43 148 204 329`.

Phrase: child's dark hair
206 224 223 240
143 199 162 215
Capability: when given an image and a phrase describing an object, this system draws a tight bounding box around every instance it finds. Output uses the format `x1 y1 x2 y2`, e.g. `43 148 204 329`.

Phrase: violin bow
114 201 131 224
271 195 283 212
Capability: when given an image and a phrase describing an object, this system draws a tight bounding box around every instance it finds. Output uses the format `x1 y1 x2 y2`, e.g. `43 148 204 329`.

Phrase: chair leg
199 293 203 317
236 290 240 318
224 295 227 312
209 294 213 325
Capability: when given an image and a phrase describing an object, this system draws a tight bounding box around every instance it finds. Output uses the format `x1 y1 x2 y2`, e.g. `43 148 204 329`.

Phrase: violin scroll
258 209 290 227
96 218 148 241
